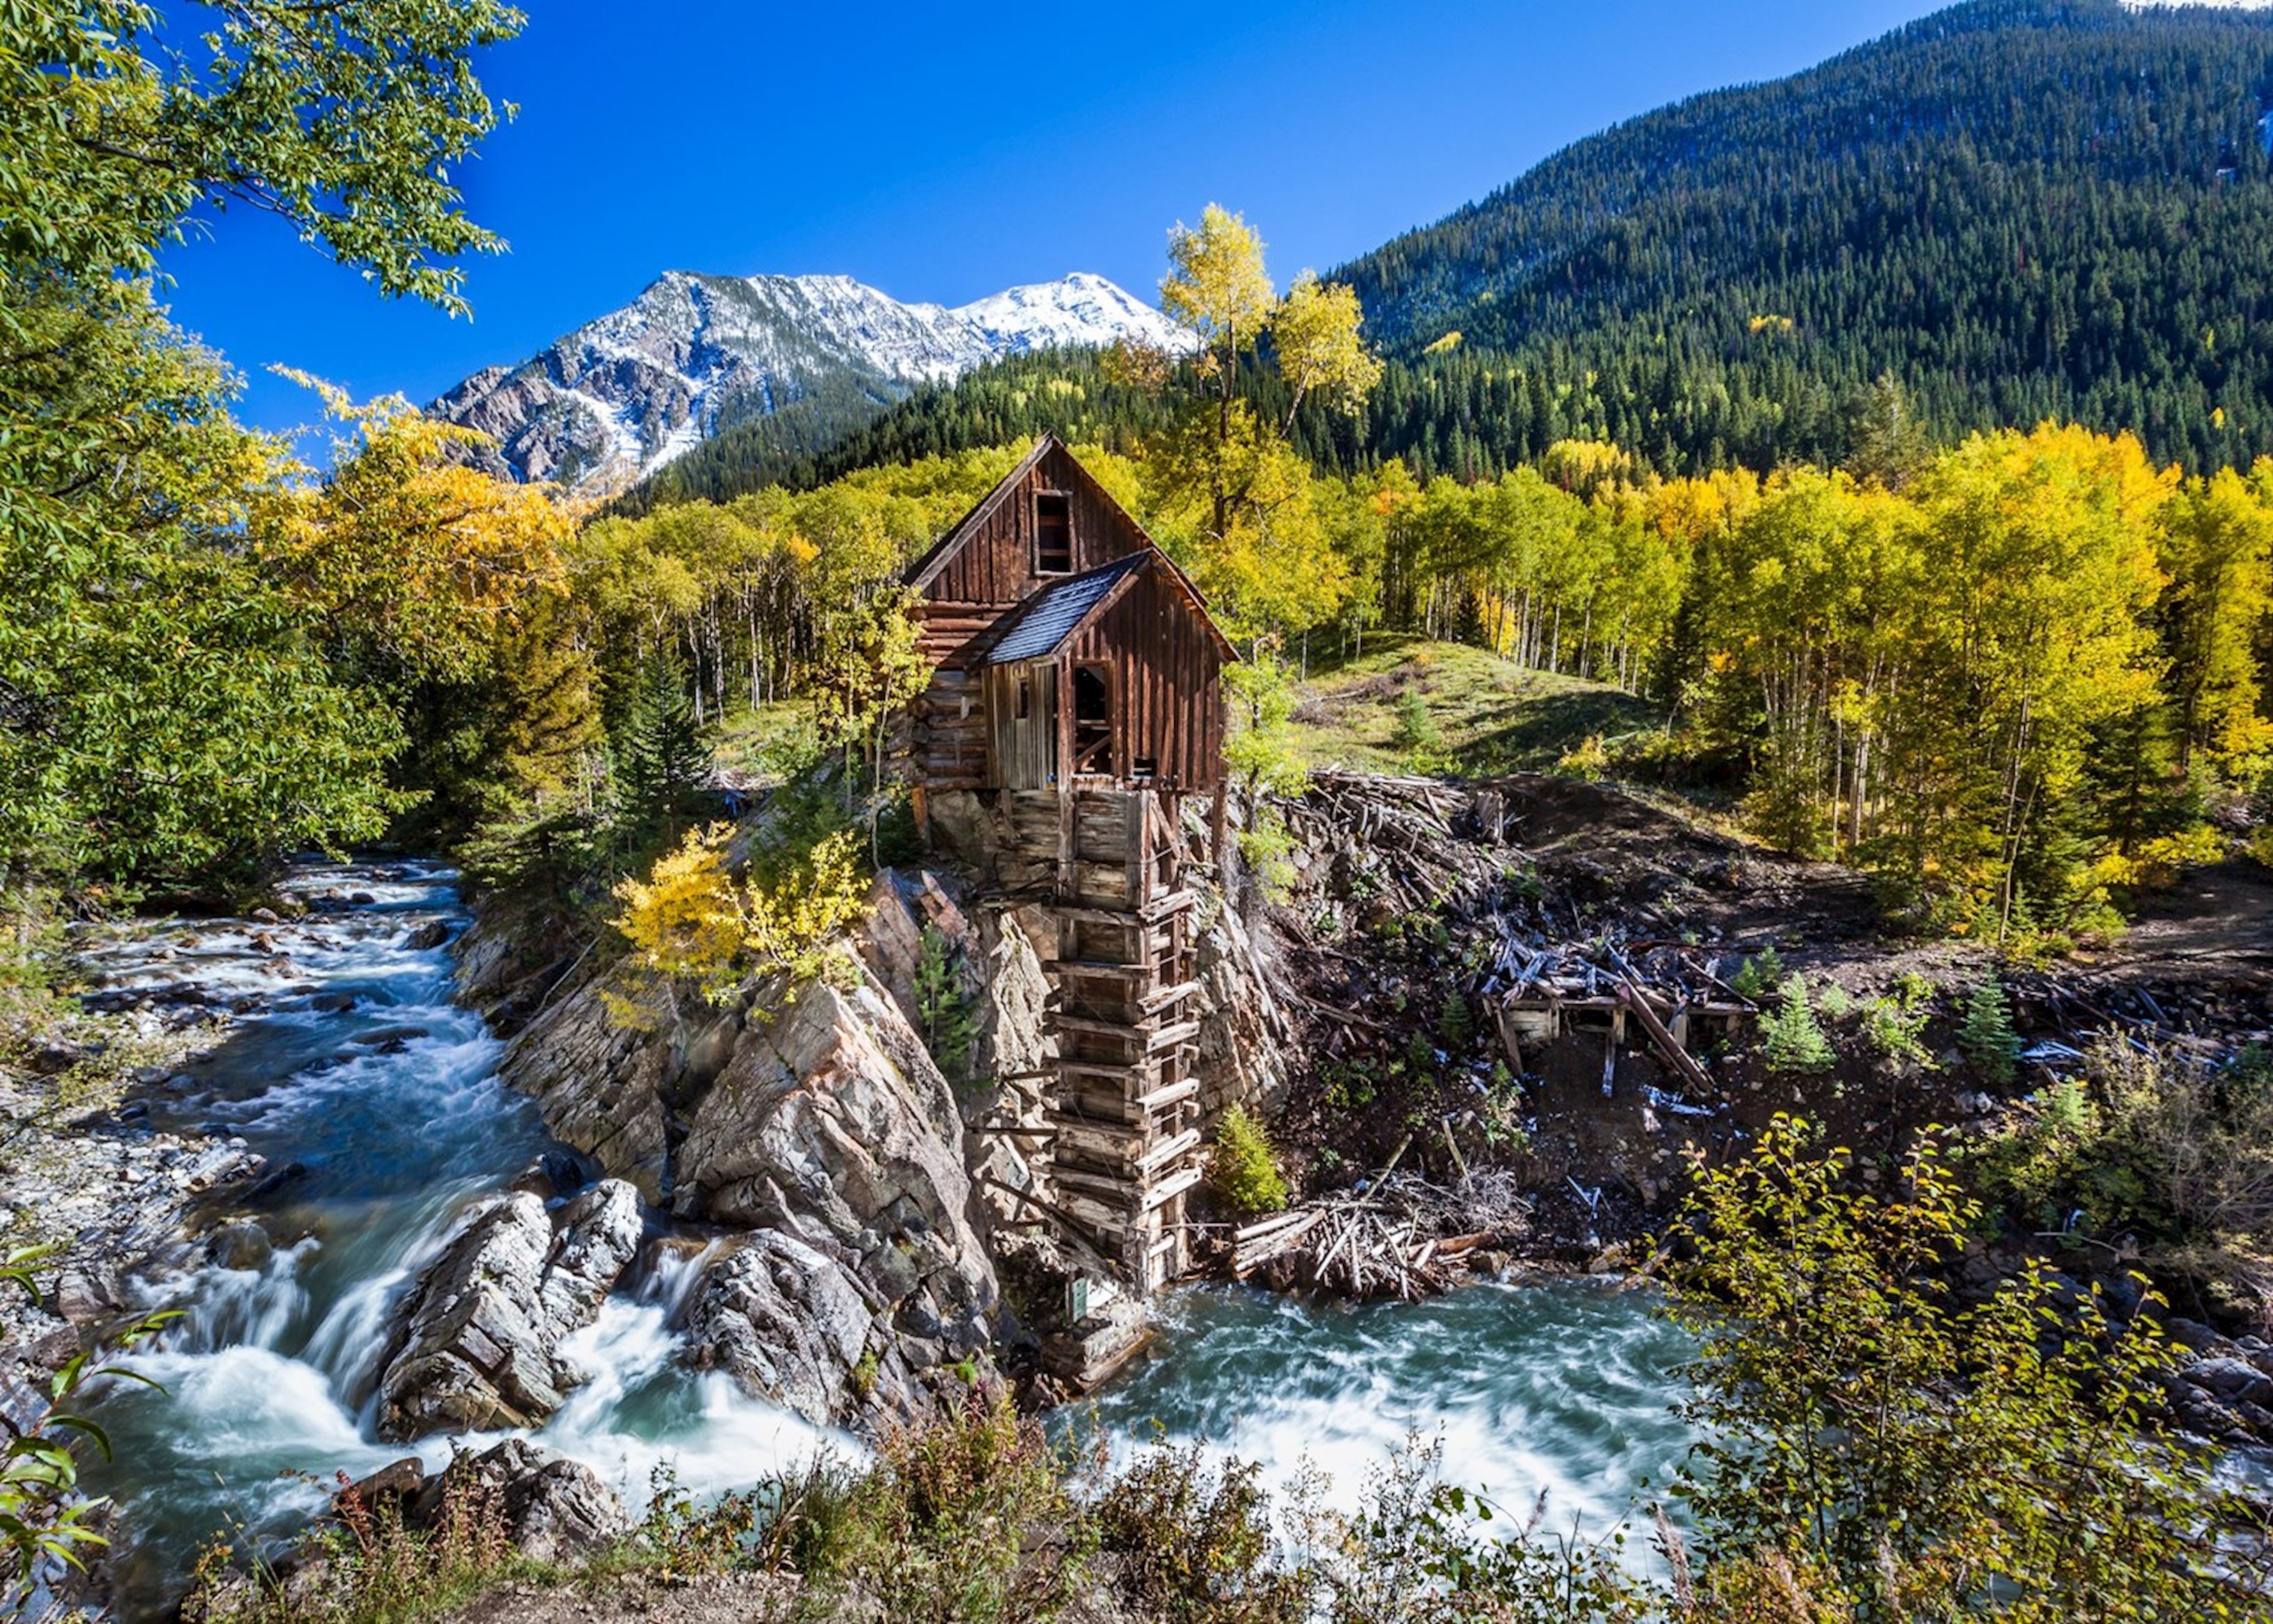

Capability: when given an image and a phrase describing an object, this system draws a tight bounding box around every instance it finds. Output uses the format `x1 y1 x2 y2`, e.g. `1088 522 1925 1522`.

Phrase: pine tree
616 656 712 831
1960 975 2021 1087
1760 976 1835 1075
1438 990 1474 1052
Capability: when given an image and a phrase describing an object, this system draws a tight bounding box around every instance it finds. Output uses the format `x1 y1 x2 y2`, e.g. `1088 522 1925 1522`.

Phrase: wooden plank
1139 1164 1205 1212
1139 980 1203 1016
1134 1127 1201 1175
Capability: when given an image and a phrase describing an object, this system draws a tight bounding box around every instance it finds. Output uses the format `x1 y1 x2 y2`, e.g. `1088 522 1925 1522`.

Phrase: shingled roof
982 552 1152 665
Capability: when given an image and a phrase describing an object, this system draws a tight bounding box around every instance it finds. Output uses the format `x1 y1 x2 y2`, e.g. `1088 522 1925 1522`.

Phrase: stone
340 1457 426 1513
207 1221 274 1273
684 1230 877 1423
673 978 997 1368
409 1440 630 1564
373 1180 643 1441
2190 1354 2273 1406
408 920 452 952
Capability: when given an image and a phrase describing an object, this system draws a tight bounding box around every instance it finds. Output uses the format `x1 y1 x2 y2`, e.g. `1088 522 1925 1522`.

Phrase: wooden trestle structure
1014 786 1204 1292
900 436 1240 1294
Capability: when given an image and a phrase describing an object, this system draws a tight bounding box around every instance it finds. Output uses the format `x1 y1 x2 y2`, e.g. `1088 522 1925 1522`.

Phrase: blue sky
159 0 1948 437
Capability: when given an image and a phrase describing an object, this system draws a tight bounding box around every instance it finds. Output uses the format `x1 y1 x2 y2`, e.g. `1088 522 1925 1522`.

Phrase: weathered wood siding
983 663 1058 791
918 442 1148 610
1062 568 1226 792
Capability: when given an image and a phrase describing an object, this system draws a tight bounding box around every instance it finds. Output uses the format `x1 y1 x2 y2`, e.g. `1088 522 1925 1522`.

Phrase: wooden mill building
901 436 1237 1291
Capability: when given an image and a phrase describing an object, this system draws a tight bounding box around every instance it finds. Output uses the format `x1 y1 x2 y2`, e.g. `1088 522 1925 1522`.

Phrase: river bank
9 756 2273 1617
0 856 1701 1621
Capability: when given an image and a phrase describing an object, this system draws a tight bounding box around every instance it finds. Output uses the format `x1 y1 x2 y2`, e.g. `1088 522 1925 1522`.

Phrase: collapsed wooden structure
902 438 1236 1291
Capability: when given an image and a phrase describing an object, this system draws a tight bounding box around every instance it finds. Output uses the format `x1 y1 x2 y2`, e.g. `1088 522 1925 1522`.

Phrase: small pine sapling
1438 991 1474 1053
1959 975 2020 1086
915 922 980 1086
1760 975 1835 1075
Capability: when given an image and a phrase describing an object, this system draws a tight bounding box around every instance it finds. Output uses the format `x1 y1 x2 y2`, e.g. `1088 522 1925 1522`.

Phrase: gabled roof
985 553 1151 664
903 432 1163 597
978 546 1240 667
901 437 1058 592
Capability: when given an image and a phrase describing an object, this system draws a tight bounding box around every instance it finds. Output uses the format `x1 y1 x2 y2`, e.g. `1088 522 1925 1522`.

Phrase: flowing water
67 863 1690 1616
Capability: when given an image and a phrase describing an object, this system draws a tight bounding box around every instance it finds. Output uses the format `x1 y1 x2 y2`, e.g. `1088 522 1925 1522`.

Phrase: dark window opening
1072 663 1111 775
1035 492 1073 574
1015 677 1031 720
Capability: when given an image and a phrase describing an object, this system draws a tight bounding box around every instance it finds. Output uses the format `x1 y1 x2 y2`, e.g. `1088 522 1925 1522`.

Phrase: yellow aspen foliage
255 372 576 683
1274 272 1385 419
611 824 869 1005
737 829 869 990
610 823 746 996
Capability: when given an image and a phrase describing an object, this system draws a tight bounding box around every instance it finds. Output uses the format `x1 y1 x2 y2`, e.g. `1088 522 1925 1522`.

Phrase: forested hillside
1341 0 2273 473
638 0 2273 506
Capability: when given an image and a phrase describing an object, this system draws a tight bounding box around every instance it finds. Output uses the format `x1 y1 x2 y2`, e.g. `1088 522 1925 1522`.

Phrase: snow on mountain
431 271 1183 492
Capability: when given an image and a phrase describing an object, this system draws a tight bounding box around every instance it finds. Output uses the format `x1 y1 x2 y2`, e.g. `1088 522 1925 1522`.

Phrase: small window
1035 491 1073 574
1015 677 1031 720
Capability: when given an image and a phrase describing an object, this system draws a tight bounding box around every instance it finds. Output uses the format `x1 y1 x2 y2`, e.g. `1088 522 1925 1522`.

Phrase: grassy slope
1286 635 1663 779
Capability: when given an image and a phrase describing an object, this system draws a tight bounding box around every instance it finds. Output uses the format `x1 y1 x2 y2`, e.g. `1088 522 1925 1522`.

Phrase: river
68 863 1692 1616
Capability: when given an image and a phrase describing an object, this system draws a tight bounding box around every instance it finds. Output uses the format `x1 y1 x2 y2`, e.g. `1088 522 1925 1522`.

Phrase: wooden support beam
1141 1164 1206 1212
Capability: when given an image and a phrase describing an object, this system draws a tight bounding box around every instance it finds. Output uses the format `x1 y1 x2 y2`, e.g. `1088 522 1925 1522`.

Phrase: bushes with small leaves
1209 1103 1290 1215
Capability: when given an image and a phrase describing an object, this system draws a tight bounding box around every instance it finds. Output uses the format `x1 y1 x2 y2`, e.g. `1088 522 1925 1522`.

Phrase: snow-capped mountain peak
431 271 1181 492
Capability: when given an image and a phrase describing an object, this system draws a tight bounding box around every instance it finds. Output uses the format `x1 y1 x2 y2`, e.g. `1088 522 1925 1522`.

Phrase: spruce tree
616 656 711 831
1760 975 1836 1076
1960 975 2021 1087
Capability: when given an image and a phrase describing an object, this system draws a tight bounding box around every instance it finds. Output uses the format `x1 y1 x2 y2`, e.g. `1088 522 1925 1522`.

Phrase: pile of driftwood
2003 968 2273 1058
1279 771 1508 918
1228 1166 1530 1301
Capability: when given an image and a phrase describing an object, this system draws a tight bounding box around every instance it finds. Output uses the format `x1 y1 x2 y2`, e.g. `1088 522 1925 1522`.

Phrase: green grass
1286 635 1663 778
711 698 819 783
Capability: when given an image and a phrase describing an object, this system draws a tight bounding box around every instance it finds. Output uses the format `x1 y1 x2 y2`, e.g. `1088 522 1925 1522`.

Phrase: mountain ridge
431 270 1182 490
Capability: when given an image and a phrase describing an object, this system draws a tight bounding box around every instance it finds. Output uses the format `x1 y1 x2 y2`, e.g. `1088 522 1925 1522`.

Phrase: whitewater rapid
70 862 1690 1616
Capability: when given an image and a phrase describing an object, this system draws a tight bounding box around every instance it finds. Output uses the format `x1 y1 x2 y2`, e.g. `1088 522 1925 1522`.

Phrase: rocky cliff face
468 870 1035 1427
458 835 1292 1425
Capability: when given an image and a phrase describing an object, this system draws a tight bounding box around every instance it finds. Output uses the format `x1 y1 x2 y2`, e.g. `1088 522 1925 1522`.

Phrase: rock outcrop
681 1231 877 1424
486 876 1005 1427
374 1180 642 1441
412 1440 631 1563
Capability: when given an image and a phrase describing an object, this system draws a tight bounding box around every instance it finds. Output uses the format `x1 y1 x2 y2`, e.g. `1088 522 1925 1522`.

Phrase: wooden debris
1226 1170 1532 1302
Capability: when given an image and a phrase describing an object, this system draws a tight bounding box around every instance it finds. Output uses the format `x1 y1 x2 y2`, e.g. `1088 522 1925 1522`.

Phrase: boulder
673 977 997 1369
373 1180 642 1441
409 1439 630 1564
2190 1354 2273 1407
683 1230 875 1423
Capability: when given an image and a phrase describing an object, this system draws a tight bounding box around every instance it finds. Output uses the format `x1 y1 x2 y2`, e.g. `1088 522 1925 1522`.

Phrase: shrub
1391 688 1441 752
1237 807 1300 906
1958 975 2019 1085
3 1246 178 1606
1555 733 1612 781
1861 973 1935 1070
1666 1116 2237 1619
611 823 868 1004
1729 946 1785 1001
808 1389 1091 1624
1759 977 1835 1075
1094 1441 1300 1623
1209 1103 1290 1215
